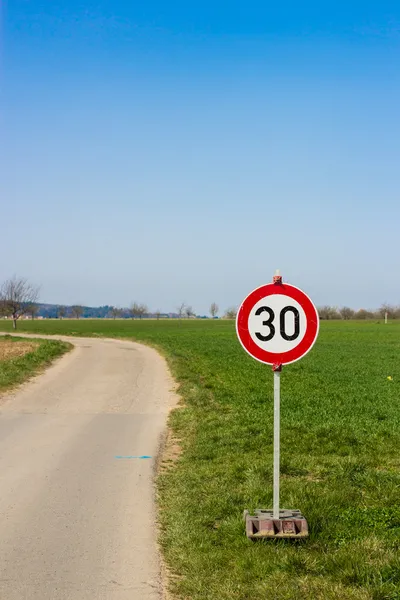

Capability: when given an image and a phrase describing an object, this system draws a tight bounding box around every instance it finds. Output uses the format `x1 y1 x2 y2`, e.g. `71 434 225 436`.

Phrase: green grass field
0 334 71 393
0 319 399 599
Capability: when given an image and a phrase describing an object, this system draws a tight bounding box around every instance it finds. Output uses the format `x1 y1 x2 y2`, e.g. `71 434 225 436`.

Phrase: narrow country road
0 334 177 599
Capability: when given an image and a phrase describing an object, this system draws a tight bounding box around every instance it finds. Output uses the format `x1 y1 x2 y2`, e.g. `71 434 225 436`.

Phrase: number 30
255 306 300 342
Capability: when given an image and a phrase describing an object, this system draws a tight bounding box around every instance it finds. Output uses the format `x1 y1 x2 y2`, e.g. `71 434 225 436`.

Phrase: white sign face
248 294 307 354
237 281 319 365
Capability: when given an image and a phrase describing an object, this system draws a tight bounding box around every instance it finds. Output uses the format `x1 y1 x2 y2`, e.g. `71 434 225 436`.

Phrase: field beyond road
1 319 400 599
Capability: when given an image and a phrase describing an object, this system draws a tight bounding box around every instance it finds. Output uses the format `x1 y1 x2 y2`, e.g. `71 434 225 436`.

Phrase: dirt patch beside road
0 338 39 361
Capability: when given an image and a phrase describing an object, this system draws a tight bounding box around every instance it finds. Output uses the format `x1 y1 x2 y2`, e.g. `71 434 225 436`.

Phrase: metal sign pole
273 368 281 520
272 269 283 521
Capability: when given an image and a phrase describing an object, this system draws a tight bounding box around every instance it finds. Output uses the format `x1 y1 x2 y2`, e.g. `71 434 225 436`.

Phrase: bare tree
339 307 355 320
0 300 7 318
210 302 219 318
129 302 147 319
379 304 399 320
317 305 340 320
224 307 237 319
71 305 83 319
155 309 161 320
354 308 374 320
137 303 148 319
129 302 139 319
379 303 390 319
185 305 194 319
110 306 122 319
27 303 40 320
57 306 66 320
177 303 186 319
0 276 39 330
318 306 330 320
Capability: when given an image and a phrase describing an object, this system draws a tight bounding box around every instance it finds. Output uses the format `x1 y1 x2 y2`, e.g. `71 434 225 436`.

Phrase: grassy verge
0 334 71 393
0 319 399 599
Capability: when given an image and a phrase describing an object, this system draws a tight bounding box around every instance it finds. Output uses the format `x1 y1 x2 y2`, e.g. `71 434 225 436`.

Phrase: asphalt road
0 335 177 599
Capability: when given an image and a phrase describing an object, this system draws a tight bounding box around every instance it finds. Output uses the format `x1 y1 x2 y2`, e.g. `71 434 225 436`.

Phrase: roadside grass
0 319 399 599
0 334 71 393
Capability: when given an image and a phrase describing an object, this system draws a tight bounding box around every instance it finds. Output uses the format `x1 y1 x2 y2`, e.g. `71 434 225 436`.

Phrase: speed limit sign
238 272 319 538
236 278 319 366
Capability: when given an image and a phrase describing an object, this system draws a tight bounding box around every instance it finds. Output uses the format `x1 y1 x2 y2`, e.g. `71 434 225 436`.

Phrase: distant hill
35 304 182 319
37 304 114 319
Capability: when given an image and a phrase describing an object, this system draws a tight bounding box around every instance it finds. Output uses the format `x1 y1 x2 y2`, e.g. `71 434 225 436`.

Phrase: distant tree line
317 304 400 320
1 275 399 326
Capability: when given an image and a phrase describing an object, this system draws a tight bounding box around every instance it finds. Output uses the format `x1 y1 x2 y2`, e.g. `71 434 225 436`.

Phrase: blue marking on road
115 455 152 459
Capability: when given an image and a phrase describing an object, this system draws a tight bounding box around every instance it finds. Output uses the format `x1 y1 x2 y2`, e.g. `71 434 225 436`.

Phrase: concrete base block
244 509 309 539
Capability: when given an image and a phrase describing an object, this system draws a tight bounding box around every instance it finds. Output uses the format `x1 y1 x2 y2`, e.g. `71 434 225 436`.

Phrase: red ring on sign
236 283 319 365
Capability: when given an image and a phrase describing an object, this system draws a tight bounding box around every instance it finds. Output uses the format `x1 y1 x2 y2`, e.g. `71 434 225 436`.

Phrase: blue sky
2 1 400 313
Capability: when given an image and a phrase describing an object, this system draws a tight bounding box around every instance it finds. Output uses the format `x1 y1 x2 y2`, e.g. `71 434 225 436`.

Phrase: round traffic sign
236 282 319 365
